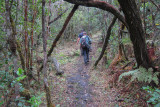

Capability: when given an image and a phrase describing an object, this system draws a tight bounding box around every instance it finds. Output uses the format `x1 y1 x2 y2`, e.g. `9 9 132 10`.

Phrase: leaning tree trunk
42 0 54 107
39 5 79 72
94 16 117 66
118 0 153 69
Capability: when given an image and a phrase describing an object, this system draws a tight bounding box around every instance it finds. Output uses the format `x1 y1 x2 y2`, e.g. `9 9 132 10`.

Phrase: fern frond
118 66 160 85
118 69 139 82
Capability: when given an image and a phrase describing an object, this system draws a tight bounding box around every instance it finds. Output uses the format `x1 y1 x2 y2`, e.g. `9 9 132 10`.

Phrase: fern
119 66 159 85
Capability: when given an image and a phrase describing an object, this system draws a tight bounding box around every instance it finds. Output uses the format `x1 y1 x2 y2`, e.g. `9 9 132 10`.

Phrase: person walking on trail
80 32 92 65
77 30 84 55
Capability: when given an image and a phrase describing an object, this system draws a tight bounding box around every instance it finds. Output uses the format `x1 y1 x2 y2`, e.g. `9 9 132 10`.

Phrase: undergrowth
119 66 159 85
118 66 160 106
0 68 43 107
143 86 160 107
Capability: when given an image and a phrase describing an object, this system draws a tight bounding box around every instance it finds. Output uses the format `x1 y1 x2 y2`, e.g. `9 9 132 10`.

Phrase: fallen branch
121 59 135 69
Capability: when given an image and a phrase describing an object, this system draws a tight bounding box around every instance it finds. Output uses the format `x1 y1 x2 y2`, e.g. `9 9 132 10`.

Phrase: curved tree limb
47 5 79 57
39 5 79 71
94 16 117 67
64 0 128 28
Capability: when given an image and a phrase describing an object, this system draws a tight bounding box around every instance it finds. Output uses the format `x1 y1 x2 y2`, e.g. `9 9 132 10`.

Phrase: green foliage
16 68 26 82
0 67 44 106
97 48 102 52
56 104 61 107
27 93 44 107
105 59 112 69
56 52 69 64
119 67 159 85
0 68 29 106
122 36 131 44
143 86 160 106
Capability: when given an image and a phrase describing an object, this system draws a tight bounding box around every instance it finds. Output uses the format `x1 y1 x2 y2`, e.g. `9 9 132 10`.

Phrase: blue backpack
81 36 89 49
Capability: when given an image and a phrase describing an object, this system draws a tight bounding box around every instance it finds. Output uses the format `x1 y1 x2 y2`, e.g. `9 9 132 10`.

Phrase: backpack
81 36 89 49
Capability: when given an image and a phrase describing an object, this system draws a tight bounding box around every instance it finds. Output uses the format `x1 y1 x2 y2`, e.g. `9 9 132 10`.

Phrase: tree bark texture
64 0 127 27
16 41 25 70
118 0 152 68
42 0 53 106
30 0 37 69
94 16 117 67
119 24 128 61
24 0 29 70
5 0 17 56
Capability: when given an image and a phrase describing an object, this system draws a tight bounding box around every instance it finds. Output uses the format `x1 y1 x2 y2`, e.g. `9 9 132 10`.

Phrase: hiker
80 32 92 65
77 30 84 55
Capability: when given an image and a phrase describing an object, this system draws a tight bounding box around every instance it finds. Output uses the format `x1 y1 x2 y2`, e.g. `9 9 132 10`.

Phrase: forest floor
41 32 147 107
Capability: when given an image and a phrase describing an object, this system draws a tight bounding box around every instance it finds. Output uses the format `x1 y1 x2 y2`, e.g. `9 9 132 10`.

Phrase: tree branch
47 5 79 57
39 5 79 72
48 7 70 25
64 0 128 27
148 0 160 10
94 16 117 67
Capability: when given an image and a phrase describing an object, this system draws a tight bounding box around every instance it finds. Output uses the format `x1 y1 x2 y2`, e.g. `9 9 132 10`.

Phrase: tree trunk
119 24 128 61
118 0 153 69
16 41 25 70
24 0 29 70
143 1 146 36
39 5 79 72
30 0 37 70
47 5 79 57
5 0 20 99
42 0 54 107
5 0 17 57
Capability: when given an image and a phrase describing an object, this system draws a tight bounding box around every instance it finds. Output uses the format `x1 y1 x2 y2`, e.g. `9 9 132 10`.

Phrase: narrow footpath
67 56 93 106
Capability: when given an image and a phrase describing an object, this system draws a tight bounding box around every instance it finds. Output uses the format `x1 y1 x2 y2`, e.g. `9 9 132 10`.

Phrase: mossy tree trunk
118 0 153 69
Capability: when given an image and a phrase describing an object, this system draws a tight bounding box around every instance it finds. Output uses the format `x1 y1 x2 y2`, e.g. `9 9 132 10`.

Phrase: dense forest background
0 0 160 106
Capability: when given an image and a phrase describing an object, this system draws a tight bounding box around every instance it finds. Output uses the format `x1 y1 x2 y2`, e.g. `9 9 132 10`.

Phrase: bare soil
45 33 147 107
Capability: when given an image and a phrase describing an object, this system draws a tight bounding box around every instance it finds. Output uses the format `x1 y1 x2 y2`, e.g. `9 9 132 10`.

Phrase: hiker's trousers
83 48 89 64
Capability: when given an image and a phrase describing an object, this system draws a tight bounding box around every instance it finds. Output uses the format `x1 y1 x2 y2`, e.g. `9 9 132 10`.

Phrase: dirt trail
66 44 99 106
49 32 120 106
67 57 92 106
50 32 147 107
65 34 100 106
